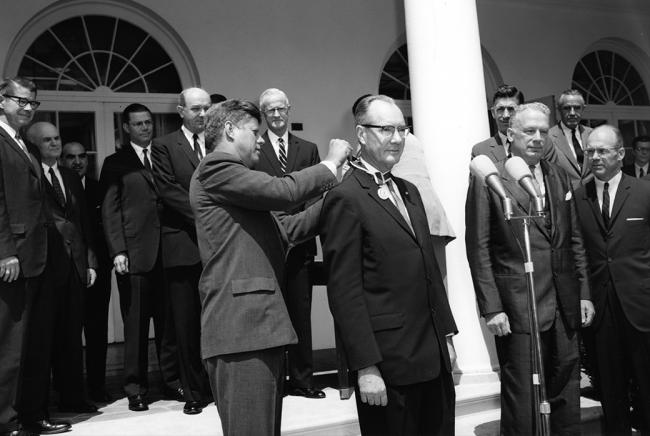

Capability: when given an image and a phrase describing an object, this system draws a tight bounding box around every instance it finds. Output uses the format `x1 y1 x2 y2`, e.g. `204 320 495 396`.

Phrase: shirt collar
594 169 622 190
182 125 204 142
130 141 152 153
267 129 288 145
0 120 17 139
41 161 59 173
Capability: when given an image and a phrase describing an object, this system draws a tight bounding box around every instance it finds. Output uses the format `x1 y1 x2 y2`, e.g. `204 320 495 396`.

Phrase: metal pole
521 216 551 436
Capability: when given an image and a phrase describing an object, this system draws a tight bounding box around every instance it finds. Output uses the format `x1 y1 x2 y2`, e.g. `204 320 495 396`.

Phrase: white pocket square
565 191 572 201
626 217 644 221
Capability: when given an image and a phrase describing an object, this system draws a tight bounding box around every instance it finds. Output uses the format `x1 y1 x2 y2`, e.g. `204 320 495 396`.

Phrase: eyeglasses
560 104 584 112
361 124 410 138
3 94 41 109
585 147 619 157
263 106 289 116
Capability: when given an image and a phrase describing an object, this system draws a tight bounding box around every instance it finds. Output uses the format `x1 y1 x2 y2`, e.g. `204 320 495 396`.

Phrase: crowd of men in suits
0 72 649 436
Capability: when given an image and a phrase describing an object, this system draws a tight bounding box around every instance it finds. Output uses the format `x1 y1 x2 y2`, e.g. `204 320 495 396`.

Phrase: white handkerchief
626 217 644 221
565 191 572 201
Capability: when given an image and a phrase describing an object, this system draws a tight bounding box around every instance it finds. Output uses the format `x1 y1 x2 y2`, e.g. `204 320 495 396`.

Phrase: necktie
277 137 287 173
49 167 66 207
640 168 645 178
193 133 203 160
384 174 414 234
602 182 610 227
142 148 152 172
571 128 584 167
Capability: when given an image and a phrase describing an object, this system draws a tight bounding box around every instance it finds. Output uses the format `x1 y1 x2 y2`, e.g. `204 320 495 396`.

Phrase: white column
404 0 497 383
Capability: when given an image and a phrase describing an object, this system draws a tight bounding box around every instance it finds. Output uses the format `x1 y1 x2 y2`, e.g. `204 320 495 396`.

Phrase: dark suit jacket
575 174 650 332
320 169 457 386
621 164 648 178
465 160 590 333
100 145 162 274
42 166 96 283
546 123 593 188
84 177 110 266
254 132 321 256
151 130 202 268
0 128 47 277
189 151 336 359
471 134 507 163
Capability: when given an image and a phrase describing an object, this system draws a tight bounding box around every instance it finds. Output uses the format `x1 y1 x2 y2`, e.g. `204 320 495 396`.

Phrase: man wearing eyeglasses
622 135 650 178
100 103 173 412
0 77 65 436
254 88 325 399
321 95 457 435
466 102 594 435
574 125 650 435
151 88 212 414
546 89 593 189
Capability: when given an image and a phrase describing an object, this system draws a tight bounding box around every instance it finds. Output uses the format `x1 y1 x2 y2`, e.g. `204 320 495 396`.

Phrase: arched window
572 41 650 151
18 15 182 93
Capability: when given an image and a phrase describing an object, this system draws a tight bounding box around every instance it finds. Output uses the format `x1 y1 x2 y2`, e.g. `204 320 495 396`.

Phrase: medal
378 184 390 200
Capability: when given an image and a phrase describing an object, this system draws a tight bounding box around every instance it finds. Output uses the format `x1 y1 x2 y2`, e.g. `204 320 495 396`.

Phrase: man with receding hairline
575 124 650 434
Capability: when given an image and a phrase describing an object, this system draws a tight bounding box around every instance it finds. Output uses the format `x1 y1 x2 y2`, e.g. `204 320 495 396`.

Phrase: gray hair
353 94 396 124
509 102 551 129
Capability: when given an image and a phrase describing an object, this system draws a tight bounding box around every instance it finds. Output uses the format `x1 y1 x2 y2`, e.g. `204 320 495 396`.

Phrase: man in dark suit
189 100 349 435
546 89 593 189
18 123 98 423
321 95 458 435
575 125 650 434
100 103 171 412
466 102 594 435
622 135 650 178
254 88 324 399
151 87 212 415
61 141 112 403
0 78 63 436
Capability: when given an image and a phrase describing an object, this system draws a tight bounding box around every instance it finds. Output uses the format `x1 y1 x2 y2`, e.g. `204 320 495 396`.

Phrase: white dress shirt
130 141 153 167
634 163 649 178
267 130 289 160
498 131 510 156
528 161 546 198
181 125 206 157
594 170 622 216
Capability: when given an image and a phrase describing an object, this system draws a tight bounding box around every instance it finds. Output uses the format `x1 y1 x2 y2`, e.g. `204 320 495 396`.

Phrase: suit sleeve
465 174 504 316
0 153 17 260
566 176 591 300
197 158 335 212
320 189 383 371
151 140 195 225
273 198 323 248
100 158 127 259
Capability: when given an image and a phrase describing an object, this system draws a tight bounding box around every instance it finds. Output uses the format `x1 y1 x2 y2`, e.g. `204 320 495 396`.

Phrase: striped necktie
193 133 203 160
277 137 287 173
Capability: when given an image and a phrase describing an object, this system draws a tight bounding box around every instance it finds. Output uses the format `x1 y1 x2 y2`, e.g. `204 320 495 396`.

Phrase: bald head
178 87 211 133
587 124 625 182
61 141 88 177
27 122 61 165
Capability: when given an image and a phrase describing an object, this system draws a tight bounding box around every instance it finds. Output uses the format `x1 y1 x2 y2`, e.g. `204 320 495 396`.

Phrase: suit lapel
583 180 607 233
286 133 300 172
553 125 580 175
0 128 40 177
490 135 507 162
177 130 199 168
394 177 427 242
610 174 631 226
579 125 592 178
260 132 283 176
353 170 416 240
124 145 157 191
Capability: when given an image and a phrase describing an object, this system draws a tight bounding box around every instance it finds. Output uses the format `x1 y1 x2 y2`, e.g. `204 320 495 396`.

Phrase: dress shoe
127 394 148 412
89 388 113 403
183 400 209 415
21 419 71 435
162 386 184 402
287 386 326 399
59 400 98 413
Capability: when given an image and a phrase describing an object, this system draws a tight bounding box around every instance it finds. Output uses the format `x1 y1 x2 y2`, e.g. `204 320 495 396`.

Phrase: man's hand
113 253 129 275
446 336 457 367
357 365 387 407
0 256 20 282
581 299 595 327
486 312 511 336
87 268 97 287
324 139 352 168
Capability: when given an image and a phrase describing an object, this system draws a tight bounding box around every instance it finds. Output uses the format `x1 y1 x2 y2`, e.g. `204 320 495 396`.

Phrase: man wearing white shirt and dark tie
151 88 213 414
575 125 650 434
622 135 650 179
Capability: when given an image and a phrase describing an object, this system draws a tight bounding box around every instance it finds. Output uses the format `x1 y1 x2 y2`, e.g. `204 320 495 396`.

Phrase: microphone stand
507 200 550 436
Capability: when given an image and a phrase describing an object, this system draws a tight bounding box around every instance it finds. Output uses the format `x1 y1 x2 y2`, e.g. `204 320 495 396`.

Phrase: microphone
470 155 513 220
505 156 544 216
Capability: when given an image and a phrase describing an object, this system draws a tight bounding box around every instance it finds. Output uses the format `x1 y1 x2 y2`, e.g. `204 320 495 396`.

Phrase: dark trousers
165 264 209 401
495 311 580 436
594 286 650 435
354 371 455 436
83 264 111 394
283 248 314 388
206 347 285 436
0 277 35 434
117 261 168 397
19 260 85 421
